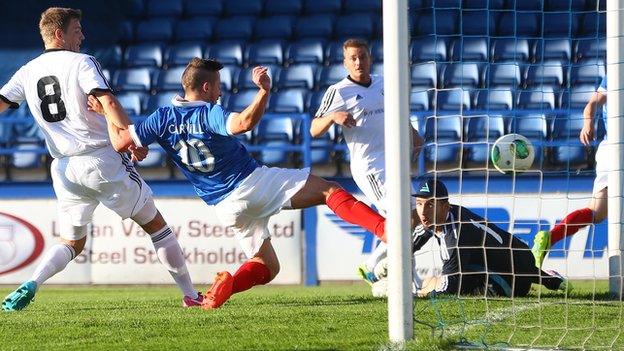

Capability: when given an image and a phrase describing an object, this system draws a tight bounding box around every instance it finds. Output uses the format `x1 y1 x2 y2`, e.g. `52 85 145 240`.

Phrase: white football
491 133 535 174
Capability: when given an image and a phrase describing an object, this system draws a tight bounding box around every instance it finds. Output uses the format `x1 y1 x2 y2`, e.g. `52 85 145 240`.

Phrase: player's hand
87 94 105 115
416 276 441 298
252 66 271 91
412 130 424 158
330 111 357 128
129 145 148 162
579 121 595 146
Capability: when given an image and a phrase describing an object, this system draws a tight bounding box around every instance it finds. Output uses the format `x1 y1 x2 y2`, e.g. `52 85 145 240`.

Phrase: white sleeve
128 125 143 147
315 85 346 118
77 55 113 95
0 66 26 108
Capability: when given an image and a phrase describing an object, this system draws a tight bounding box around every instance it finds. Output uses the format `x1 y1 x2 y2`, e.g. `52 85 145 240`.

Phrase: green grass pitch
1 281 623 350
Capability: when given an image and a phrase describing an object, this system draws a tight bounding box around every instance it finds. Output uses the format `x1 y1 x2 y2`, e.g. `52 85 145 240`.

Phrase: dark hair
39 7 82 43
181 57 224 92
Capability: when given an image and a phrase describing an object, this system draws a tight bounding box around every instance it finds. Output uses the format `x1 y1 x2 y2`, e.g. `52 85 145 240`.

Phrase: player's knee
131 198 161 229
62 236 86 256
324 180 343 197
267 261 280 282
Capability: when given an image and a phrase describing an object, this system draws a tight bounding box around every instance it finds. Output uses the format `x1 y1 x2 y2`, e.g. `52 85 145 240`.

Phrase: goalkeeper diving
365 178 571 298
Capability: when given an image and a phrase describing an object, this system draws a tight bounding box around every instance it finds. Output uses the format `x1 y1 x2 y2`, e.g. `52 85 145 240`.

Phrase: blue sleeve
134 110 162 146
203 104 230 136
599 77 607 91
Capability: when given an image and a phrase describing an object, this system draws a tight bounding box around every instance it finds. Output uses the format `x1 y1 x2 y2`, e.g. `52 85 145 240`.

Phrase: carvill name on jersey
361 108 384 117
168 122 203 134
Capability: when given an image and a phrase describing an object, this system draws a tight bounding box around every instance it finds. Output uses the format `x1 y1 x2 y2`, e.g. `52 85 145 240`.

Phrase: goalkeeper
374 178 570 298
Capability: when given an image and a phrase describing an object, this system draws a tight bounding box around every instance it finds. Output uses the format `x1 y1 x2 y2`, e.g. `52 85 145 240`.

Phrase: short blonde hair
39 7 82 44
343 38 370 52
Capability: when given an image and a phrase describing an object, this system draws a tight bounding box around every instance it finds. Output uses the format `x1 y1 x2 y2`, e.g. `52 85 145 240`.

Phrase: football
491 134 535 174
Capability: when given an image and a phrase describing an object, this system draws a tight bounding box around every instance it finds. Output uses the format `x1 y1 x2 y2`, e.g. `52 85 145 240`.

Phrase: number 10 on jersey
174 139 215 172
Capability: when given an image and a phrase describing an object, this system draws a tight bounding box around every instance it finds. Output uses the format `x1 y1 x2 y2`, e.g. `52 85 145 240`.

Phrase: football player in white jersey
0 7 201 311
310 39 424 285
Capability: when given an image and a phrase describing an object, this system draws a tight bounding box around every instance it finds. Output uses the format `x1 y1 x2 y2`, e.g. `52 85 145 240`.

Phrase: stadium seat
371 63 384 76
245 40 284 65
463 114 506 168
462 0 506 9
206 41 244 66
488 63 522 88
344 0 381 13
10 140 45 170
569 59 605 87
545 0 586 11
224 0 263 16
184 1 223 17
533 39 573 64
89 45 123 68
325 41 346 64
525 63 565 89
317 64 347 89
509 113 547 140
219 65 239 92
498 12 541 37
450 37 489 62
294 15 334 39
410 88 434 111
543 13 578 39
112 68 152 92
147 0 183 17
516 88 556 110
423 115 462 141
285 39 325 64
442 63 482 89
423 114 462 170
415 9 459 36
475 89 514 110
136 19 174 42
215 17 254 41
125 0 144 18
118 20 134 44
265 0 302 15
513 0 543 11
174 18 214 42
154 67 185 92
238 65 280 90
228 89 262 112
310 124 335 165
256 116 295 166
254 16 294 41
123 43 162 68
116 92 145 116
435 0 461 7
436 89 472 113
307 90 326 116
552 112 584 140
335 14 375 40
559 85 596 109
268 89 306 113
577 12 606 38
136 143 167 169
410 37 447 62
164 42 203 67
550 113 588 168
461 10 497 36
276 64 317 90
574 39 606 62
303 0 342 14
145 91 182 113
491 39 530 63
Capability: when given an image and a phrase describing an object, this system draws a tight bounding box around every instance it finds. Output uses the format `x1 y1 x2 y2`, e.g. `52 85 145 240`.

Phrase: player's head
343 38 371 84
39 7 84 52
181 57 224 103
414 178 449 229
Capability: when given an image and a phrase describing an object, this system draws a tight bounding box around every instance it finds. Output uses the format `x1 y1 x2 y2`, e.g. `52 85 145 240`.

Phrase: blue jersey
132 97 258 205
599 77 607 123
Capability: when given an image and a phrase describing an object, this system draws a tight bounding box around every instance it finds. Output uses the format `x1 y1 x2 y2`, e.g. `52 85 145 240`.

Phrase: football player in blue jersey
89 57 388 309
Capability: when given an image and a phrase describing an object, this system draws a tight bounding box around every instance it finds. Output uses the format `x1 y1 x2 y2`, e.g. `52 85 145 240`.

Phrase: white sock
30 243 76 289
150 227 196 298
365 241 388 271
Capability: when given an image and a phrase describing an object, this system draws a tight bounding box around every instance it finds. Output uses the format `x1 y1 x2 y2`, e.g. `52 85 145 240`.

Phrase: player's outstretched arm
580 91 606 146
87 94 134 152
228 66 270 135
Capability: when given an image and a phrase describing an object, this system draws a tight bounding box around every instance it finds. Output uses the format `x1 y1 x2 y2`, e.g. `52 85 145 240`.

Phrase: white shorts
213 166 309 258
593 140 609 194
351 167 416 215
51 146 153 240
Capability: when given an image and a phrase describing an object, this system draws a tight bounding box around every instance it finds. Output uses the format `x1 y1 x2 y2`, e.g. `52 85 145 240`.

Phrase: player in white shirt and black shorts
0 7 201 311
310 39 424 285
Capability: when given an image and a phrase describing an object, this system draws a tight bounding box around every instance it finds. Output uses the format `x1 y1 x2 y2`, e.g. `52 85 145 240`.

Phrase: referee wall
0 176 606 285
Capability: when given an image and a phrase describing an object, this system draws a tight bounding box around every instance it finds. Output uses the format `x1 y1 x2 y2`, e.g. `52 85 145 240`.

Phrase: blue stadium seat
136 19 174 42
154 67 185 92
10 140 45 169
463 114 506 168
516 88 556 110
126 0 144 18
513 0 543 10
147 0 183 17
317 64 347 89
371 40 383 62
124 43 162 68
219 92 230 108
498 12 541 37
371 63 384 76
228 89 262 112
435 0 461 7
578 12 606 38
436 89 472 113
145 92 182 113
206 41 244 66
424 114 462 141
88 45 123 68
509 113 547 140
533 39 573 64
410 61 439 90
265 0 302 15
255 16 294 41
237 65 280 90
334 14 375 40
450 37 489 62
303 0 342 14
423 114 462 170
310 124 335 165
415 10 459 36
344 0 381 13
525 63 565 89
462 0 506 9
410 37 447 62
256 116 295 165
277 64 317 90
409 0 432 9
184 1 223 17
245 40 284 65
268 89 306 113
118 21 134 44
552 112 584 140
442 63 482 88
461 10 497 36
544 0 586 11
136 143 167 169
285 39 325 64
112 68 152 92
543 13 578 39
175 18 214 42
219 65 239 92
116 92 145 116
307 90 326 116
215 17 254 41
488 63 522 88
325 41 345 64
410 88 433 111
491 39 530 62
295 15 334 39
559 85 596 109
575 39 606 62
224 0 263 16
550 113 588 168
475 89 513 110
164 42 203 67
569 59 604 87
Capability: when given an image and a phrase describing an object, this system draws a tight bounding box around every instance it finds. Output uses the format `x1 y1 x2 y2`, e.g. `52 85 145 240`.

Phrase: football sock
326 189 386 242
365 242 387 271
150 226 197 298
30 243 76 289
231 261 271 294
550 208 594 245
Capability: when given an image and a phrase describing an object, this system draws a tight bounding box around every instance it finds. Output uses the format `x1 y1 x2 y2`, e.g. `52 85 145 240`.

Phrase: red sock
231 261 272 294
550 208 594 245
326 189 386 242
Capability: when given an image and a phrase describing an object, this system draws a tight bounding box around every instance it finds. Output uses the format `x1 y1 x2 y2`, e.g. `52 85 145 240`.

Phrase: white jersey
315 74 385 173
0 49 112 158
